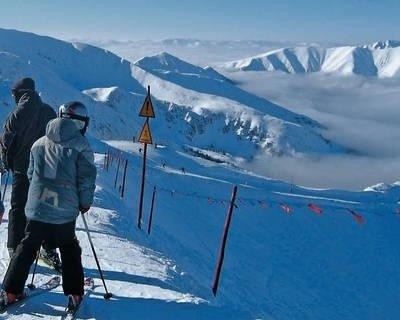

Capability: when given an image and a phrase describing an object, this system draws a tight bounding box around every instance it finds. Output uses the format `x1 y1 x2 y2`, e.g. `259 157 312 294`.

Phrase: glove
79 206 90 214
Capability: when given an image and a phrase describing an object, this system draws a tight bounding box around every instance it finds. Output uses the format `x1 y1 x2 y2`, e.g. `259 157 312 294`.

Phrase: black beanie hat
12 77 35 93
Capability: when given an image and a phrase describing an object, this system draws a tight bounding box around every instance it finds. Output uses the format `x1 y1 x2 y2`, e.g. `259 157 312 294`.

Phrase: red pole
212 185 238 296
120 159 128 198
147 186 157 234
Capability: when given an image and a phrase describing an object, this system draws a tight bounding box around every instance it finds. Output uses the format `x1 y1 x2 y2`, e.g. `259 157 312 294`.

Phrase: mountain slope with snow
133 52 345 157
0 28 343 161
223 40 400 77
1 138 399 319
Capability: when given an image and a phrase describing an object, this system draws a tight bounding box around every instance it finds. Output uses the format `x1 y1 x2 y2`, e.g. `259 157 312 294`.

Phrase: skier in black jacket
0 77 61 269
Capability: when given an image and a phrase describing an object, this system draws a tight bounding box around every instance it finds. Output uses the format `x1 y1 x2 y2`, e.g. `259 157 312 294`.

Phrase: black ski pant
7 172 57 253
7 172 29 250
3 219 84 296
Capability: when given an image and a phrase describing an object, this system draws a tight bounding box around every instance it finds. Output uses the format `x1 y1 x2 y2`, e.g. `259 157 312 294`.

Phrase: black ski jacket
0 90 56 174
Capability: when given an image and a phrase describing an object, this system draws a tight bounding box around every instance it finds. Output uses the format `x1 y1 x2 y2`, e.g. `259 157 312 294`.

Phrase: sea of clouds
228 72 400 190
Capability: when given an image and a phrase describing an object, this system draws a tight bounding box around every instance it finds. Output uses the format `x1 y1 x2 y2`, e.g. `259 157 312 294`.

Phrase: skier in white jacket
0 101 96 312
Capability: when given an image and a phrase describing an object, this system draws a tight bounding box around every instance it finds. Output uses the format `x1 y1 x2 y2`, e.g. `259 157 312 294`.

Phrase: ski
0 275 61 313
61 277 94 320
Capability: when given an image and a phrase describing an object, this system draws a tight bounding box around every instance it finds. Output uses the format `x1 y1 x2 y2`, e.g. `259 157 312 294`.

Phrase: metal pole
211 185 238 296
27 251 40 290
105 149 110 172
120 159 128 198
138 143 148 229
2 171 10 202
114 156 121 189
81 213 113 299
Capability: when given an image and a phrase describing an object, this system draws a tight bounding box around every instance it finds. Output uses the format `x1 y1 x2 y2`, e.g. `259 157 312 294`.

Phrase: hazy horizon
1 0 399 43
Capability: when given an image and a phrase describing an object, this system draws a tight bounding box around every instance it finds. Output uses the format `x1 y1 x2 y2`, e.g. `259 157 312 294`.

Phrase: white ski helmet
58 101 89 134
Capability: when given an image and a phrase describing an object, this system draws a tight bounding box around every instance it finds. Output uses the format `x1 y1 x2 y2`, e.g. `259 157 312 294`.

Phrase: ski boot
39 248 62 272
0 289 27 312
64 294 83 316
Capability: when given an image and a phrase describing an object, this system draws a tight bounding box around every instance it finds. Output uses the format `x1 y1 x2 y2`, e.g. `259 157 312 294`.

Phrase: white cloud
247 153 399 190
228 72 400 190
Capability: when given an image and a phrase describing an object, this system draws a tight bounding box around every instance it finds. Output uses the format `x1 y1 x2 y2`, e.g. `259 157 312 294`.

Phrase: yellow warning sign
138 121 153 144
139 95 155 118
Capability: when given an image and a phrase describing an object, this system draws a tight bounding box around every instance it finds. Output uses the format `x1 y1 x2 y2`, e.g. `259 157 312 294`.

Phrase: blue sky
0 0 398 43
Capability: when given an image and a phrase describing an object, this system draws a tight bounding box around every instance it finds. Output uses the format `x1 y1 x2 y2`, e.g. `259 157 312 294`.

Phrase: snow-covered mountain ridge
223 40 400 77
0 28 343 161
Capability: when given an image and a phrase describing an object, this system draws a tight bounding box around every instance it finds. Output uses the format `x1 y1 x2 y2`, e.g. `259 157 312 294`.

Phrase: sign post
137 86 155 229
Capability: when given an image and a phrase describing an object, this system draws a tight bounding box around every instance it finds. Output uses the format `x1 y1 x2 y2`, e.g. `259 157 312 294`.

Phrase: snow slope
223 40 400 77
1 138 399 319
